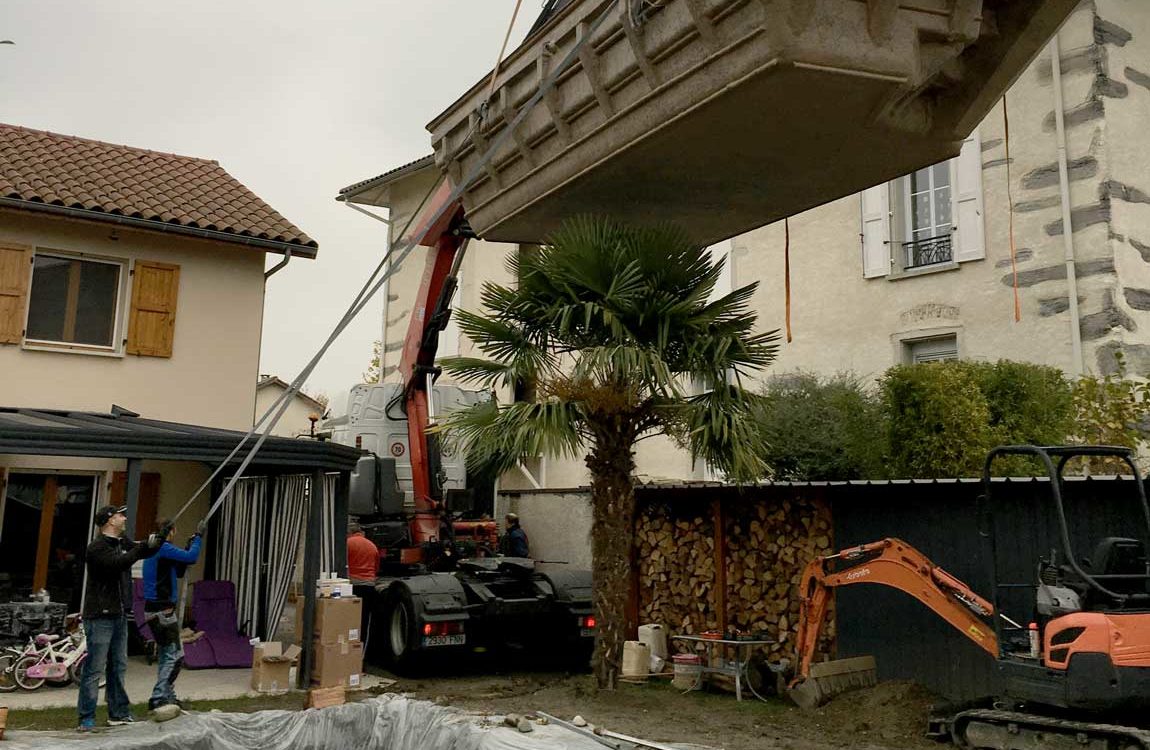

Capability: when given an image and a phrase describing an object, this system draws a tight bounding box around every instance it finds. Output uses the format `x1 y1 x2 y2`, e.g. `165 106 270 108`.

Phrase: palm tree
439 217 779 688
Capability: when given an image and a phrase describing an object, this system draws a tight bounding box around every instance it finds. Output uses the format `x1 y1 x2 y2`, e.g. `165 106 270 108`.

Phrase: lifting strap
1003 94 1021 323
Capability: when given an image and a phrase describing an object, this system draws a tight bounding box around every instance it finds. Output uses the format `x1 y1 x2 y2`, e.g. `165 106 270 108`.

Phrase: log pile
635 492 835 665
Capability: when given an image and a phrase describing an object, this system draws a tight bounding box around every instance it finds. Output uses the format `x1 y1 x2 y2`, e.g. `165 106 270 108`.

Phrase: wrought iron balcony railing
903 234 953 269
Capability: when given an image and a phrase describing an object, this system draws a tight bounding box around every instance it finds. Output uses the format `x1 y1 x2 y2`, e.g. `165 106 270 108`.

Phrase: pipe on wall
343 202 393 383
1050 35 1084 376
264 248 292 279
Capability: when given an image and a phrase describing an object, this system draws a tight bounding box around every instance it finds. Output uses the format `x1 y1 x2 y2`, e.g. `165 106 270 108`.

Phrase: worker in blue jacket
141 518 205 713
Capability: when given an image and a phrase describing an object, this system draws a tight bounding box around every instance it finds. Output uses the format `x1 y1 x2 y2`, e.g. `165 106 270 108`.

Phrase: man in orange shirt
347 522 379 583
347 522 379 657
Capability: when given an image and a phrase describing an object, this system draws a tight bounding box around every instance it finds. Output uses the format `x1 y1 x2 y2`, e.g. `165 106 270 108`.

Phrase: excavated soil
374 670 940 750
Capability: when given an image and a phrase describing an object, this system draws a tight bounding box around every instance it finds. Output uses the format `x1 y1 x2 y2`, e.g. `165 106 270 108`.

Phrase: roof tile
0 123 316 251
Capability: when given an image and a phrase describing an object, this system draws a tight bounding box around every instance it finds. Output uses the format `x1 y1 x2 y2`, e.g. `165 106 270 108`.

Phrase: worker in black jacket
76 504 163 732
502 513 530 558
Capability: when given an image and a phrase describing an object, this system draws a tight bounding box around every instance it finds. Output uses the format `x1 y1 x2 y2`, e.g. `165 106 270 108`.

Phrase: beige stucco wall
735 2 1150 384
0 210 266 430
497 489 592 570
255 383 322 437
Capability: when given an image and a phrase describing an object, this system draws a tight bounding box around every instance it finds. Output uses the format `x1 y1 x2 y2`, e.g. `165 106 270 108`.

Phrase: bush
755 371 886 481
1070 354 1150 474
881 360 1074 478
882 362 994 478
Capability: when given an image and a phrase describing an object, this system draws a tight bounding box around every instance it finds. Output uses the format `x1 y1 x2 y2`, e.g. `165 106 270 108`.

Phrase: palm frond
678 386 771 483
438 397 585 475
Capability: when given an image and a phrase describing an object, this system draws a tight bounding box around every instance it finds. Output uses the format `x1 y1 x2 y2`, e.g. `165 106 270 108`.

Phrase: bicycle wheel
67 653 87 685
0 653 18 692
14 654 46 690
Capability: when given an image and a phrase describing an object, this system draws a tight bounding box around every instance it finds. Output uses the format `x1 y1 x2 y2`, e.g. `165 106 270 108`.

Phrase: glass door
0 473 98 612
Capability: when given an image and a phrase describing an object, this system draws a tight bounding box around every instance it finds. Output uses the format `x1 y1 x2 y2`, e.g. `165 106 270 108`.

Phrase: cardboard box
311 639 364 689
307 685 346 709
315 597 362 644
317 578 354 598
251 642 301 693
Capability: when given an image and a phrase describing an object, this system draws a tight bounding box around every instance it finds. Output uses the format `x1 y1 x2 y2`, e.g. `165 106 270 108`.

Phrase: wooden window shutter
860 184 891 278
126 260 180 357
952 127 985 262
0 242 33 344
109 471 162 535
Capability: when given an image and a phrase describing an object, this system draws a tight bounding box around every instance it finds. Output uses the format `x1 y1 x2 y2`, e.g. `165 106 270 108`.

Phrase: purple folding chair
190 580 253 669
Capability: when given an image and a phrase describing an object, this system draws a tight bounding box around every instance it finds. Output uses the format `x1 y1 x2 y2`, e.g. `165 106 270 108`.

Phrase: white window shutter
952 128 985 262
860 184 891 278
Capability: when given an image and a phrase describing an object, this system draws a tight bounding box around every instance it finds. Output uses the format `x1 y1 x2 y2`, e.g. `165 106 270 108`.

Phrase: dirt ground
375 669 941 750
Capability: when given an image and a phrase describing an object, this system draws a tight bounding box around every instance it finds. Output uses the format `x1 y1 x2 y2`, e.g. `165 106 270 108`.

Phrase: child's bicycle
2 614 87 691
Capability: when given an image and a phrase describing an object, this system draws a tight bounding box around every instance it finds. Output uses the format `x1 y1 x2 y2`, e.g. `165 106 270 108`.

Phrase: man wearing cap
77 505 163 732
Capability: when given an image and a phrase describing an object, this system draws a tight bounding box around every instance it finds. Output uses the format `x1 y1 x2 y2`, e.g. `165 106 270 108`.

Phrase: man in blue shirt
141 518 204 713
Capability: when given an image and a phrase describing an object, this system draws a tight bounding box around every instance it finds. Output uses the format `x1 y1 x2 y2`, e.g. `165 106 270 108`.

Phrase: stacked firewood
635 493 836 664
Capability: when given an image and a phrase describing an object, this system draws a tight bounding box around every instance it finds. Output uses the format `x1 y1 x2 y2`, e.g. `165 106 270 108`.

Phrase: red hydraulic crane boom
393 179 477 556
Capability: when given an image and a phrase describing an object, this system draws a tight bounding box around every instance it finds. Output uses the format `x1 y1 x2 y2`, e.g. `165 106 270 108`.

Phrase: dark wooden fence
633 475 1147 701
830 476 1147 700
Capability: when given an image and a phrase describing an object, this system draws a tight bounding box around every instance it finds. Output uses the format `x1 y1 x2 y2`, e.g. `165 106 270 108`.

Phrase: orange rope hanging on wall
784 217 792 343
1003 95 1021 323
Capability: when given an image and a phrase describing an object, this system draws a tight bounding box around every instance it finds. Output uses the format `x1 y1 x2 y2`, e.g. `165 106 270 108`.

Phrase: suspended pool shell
428 0 1079 246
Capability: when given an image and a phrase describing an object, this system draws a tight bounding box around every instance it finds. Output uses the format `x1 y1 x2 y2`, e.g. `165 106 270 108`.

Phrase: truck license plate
422 634 466 647
580 628 595 638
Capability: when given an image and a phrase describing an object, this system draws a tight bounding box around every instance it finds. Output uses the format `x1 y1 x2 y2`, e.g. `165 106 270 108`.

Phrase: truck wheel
383 589 422 675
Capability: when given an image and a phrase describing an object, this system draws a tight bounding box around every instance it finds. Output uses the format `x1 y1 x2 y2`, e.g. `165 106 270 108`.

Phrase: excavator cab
982 445 1150 715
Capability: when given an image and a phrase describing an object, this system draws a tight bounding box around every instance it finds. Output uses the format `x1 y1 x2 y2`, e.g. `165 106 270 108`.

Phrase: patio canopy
0 406 362 470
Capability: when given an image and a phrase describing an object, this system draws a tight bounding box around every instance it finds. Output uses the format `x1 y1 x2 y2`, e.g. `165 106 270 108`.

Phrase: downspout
1051 35 1084 376
263 247 292 279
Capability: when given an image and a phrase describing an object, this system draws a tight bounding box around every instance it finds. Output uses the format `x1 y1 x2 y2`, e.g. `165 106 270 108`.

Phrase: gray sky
1 1 540 401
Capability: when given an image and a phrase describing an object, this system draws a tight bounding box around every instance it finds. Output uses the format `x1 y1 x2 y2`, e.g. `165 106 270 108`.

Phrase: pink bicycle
9 615 87 690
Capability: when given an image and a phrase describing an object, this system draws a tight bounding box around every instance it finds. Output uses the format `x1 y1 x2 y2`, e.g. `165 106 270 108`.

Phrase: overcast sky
1 1 540 401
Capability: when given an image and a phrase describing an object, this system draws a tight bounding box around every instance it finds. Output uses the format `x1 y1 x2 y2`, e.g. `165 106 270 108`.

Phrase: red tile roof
0 123 316 254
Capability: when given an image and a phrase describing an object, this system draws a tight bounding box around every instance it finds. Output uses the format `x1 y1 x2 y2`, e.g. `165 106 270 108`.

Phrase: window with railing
903 234 953 269
903 162 953 269
860 128 983 279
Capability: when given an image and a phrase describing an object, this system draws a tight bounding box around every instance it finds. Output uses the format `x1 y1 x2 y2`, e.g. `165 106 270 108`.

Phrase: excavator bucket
788 655 877 709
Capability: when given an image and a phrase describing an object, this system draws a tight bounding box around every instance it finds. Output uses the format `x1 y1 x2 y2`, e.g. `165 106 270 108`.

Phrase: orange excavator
789 445 1150 749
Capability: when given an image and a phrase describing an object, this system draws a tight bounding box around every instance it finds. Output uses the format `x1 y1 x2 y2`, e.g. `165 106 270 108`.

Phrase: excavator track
947 708 1150 749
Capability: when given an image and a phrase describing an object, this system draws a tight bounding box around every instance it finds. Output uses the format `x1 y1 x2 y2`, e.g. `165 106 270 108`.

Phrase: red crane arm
792 538 998 682
397 178 466 545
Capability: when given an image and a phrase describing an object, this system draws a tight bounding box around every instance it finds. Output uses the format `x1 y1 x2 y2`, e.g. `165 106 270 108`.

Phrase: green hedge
757 360 1075 480
881 360 1073 478
755 371 886 481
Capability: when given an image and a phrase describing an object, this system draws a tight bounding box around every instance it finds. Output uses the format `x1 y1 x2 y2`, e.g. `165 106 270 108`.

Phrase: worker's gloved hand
146 532 164 550
196 519 207 537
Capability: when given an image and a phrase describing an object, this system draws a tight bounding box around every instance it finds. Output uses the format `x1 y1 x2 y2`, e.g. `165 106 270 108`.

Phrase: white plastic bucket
672 653 702 690
622 641 651 678
637 623 668 661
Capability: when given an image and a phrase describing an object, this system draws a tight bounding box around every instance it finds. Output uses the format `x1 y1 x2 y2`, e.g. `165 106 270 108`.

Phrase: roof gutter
0 197 317 258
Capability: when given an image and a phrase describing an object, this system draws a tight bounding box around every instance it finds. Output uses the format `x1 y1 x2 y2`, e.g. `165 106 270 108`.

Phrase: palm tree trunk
586 431 638 690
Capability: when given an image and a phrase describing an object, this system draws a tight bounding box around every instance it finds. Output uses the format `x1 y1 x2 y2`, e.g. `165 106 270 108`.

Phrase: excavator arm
792 538 998 687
